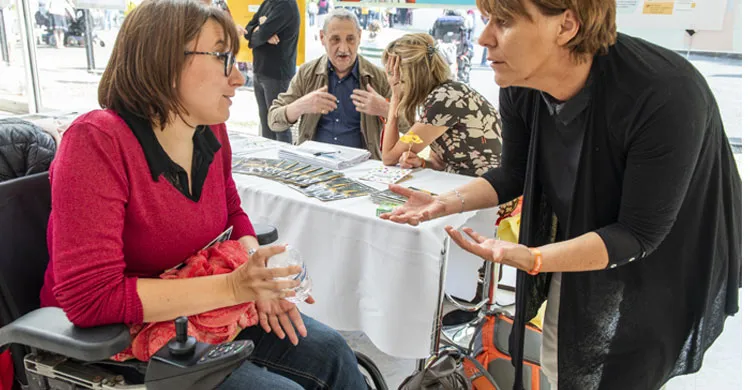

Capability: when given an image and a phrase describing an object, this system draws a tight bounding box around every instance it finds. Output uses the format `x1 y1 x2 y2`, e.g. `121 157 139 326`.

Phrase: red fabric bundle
112 241 258 361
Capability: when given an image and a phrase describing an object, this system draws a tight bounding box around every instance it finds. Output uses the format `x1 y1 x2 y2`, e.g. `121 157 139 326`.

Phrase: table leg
415 237 450 371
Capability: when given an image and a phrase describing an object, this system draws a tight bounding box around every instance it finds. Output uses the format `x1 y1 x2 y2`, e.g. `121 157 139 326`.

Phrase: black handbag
398 350 500 390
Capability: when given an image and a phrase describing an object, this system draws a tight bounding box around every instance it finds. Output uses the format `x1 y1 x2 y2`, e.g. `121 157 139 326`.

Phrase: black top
482 33 742 389
244 0 300 81
537 77 591 238
119 111 221 202
419 80 503 177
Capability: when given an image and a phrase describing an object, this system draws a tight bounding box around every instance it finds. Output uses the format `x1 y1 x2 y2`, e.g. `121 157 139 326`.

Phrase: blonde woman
381 33 502 177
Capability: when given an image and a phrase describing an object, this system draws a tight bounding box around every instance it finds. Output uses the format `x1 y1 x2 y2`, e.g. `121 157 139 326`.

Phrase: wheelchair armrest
253 223 278 245
0 307 130 362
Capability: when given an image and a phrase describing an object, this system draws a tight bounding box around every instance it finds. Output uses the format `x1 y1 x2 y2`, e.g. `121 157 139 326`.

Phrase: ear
556 9 580 47
319 30 325 43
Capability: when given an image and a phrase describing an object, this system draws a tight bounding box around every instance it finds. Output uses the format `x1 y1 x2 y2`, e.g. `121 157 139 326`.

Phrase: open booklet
163 226 234 273
278 141 371 170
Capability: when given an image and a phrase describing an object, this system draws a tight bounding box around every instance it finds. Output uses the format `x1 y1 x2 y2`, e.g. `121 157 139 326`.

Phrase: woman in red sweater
39 0 367 388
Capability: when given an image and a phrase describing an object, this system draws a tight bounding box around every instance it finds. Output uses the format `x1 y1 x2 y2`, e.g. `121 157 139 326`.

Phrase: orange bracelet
527 247 543 275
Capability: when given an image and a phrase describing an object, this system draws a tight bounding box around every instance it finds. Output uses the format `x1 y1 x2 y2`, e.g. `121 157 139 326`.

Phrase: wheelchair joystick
168 316 196 356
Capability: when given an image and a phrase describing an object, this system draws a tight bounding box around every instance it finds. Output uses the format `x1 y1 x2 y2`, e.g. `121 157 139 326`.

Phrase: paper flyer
616 0 639 14
642 0 675 15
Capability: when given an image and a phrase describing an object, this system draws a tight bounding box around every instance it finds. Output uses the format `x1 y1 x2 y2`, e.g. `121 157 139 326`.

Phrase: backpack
463 313 551 390
461 197 552 390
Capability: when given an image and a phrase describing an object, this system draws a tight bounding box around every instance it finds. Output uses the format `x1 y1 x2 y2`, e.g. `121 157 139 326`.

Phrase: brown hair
476 0 616 61
98 0 239 129
381 33 452 125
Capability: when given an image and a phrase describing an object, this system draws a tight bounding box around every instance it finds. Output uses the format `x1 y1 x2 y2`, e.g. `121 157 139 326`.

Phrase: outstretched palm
379 184 447 226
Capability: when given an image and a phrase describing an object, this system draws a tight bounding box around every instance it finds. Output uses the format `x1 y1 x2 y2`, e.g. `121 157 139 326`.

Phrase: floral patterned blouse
419 80 502 177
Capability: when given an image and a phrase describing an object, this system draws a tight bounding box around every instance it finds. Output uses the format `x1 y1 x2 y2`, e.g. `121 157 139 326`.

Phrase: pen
314 151 341 156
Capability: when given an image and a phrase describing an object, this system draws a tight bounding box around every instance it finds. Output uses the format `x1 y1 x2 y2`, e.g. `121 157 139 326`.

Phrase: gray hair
322 8 361 33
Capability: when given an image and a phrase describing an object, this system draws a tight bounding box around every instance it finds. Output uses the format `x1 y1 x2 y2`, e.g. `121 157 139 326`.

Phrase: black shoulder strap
511 92 542 390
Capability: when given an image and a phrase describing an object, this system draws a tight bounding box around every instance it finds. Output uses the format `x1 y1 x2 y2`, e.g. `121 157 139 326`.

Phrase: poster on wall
616 0 728 30
616 0 638 14
226 0 307 64
73 0 128 9
335 0 476 9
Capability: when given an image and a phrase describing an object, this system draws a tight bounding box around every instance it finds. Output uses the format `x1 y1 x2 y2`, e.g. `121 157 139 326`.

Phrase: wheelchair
0 172 387 390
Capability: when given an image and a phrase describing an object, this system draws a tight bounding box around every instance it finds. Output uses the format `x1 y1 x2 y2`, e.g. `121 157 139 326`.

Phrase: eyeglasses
184 50 236 77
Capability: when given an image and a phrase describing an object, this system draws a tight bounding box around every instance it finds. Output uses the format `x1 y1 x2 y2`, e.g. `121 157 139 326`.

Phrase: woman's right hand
379 184 448 226
227 245 301 304
386 54 402 100
399 151 424 169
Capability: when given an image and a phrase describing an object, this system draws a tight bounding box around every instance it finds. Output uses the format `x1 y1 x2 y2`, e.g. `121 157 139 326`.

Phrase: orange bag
463 313 551 390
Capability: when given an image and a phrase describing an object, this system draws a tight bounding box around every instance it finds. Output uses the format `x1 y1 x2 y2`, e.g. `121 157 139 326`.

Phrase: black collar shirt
119 111 221 202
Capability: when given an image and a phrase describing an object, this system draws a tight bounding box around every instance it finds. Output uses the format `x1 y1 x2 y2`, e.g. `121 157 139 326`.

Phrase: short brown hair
477 0 616 61
98 0 239 129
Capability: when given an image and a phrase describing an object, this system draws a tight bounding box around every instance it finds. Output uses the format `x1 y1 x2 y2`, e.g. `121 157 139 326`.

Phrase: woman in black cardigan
380 1 741 389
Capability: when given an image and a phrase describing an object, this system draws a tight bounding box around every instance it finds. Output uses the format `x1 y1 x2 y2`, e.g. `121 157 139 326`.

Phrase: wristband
527 247 543 275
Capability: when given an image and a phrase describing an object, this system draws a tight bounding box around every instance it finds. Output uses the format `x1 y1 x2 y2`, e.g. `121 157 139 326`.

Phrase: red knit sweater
39 110 255 327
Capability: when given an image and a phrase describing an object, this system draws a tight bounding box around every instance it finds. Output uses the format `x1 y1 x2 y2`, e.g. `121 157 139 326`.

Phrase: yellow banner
226 0 307 64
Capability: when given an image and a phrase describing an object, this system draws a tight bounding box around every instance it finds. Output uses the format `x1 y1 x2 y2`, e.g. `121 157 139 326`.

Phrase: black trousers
253 74 292 143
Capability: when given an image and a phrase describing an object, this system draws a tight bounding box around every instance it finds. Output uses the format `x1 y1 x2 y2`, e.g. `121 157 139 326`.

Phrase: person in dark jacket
0 118 57 182
380 0 741 389
244 0 300 143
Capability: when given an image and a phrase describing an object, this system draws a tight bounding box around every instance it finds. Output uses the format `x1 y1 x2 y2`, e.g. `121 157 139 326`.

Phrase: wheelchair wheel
355 351 388 390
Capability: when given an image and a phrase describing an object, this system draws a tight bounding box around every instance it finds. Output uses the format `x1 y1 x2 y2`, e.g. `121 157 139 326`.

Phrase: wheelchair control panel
144 317 254 389
198 341 253 364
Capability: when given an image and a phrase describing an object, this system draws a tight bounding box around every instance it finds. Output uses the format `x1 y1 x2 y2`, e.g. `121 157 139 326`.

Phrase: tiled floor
343 298 743 389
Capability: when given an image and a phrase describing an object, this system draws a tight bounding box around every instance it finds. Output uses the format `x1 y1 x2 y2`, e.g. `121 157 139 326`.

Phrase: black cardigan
482 33 741 390
244 0 300 81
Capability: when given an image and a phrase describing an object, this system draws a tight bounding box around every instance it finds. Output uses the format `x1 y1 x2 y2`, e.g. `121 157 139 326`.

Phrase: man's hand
255 296 315 345
236 24 247 36
298 86 338 115
267 34 280 45
351 85 389 117
253 16 267 34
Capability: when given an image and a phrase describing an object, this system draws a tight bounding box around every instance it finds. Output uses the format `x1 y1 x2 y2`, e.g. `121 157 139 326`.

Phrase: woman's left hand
386 54 402 100
255 295 315 345
445 226 534 272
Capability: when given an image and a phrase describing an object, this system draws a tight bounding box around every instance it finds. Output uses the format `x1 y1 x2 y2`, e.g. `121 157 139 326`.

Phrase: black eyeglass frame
184 50 236 77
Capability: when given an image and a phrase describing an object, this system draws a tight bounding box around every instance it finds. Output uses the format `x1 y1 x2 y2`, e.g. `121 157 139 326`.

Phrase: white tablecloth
231 143 502 359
